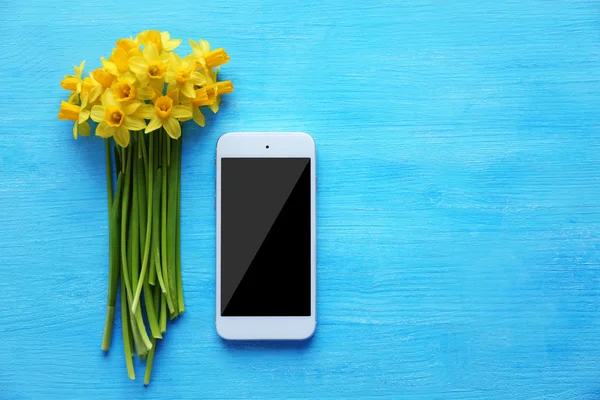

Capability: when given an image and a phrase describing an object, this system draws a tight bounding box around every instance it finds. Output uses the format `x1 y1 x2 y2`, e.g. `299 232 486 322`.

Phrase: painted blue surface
1 1 600 398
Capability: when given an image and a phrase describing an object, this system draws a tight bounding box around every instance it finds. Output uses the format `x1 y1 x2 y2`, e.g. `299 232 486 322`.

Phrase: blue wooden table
1 1 600 398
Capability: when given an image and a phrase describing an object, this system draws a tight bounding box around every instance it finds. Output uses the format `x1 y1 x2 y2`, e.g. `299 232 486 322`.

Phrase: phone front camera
266 145 270 149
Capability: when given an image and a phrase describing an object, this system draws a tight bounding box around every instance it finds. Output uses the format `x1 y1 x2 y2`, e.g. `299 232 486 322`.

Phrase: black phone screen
220 158 311 316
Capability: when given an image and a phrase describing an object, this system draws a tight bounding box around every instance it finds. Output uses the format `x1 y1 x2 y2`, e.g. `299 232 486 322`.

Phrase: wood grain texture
1 0 599 398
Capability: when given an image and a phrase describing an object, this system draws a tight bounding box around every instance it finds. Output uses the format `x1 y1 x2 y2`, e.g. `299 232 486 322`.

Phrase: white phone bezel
216 132 316 340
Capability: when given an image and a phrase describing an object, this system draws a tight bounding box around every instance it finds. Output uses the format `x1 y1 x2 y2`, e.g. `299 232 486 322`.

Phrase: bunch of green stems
100 128 184 385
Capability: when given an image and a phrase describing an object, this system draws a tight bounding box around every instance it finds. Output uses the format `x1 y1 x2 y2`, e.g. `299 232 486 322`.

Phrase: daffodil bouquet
58 30 233 384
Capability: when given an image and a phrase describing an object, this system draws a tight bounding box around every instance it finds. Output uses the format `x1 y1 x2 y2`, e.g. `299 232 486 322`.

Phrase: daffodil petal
124 115 146 131
68 91 79 103
162 32 181 51
136 104 155 120
182 57 196 71
163 39 182 51
166 81 177 95
128 56 147 75
149 79 164 93
145 115 162 133
73 122 79 139
102 57 119 76
200 40 210 54
209 95 221 113
180 82 196 99
90 86 103 103
101 90 117 107
159 52 171 64
96 121 114 139
163 117 181 139
189 39 200 54
170 52 183 67
143 43 159 61
122 71 137 83
123 101 141 115
113 126 130 147
165 70 176 83
79 109 90 123
90 105 105 122
189 72 206 86
172 105 192 120
75 60 86 77
192 106 206 127
80 92 89 108
136 86 155 101
167 90 179 104
78 121 91 137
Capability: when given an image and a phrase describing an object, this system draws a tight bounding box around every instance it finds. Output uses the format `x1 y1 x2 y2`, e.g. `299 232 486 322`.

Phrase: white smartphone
216 132 316 340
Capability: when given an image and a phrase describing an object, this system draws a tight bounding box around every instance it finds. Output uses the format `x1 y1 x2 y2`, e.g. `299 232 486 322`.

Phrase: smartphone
216 132 316 340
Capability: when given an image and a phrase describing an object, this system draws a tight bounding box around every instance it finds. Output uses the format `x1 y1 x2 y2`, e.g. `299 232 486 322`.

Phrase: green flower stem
152 169 166 294
167 134 171 166
137 143 148 270
131 143 140 296
114 145 122 175
121 143 152 355
120 145 134 315
101 171 124 351
151 168 174 314
167 137 179 315
141 131 148 172
148 132 158 286
121 274 135 380
132 130 155 314
127 273 146 358
100 140 114 350
143 279 162 339
106 140 113 211
153 280 161 319
160 132 174 314
144 337 157 385
121 144 127 174
176 137 184 313
159 292 167 333
148 246 155 287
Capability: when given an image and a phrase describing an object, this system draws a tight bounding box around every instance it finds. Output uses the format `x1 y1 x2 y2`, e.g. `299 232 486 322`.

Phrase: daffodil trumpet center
148 61 167 79
113 82 137 102
144 30 163 52
58 101 80 121
191 87 213 107
155 96 173 119
60 77 80 91
92 69 116 88
204 48 230 68
175 68 192 83
105 105 125 127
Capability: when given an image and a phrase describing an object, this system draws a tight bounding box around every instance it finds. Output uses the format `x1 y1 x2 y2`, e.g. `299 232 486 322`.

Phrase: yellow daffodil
145 91 192 139
166 53 205 98
136 30 181 53
90 91 152 147
187 80 233 126
58 99 91 139
79 73 105 105
60 60 85 91
111 77 155 103
101 38 142 77
196 67 234 113
91 68 116 89
128 43 170 92
189 39 230 69
60 32 233 148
